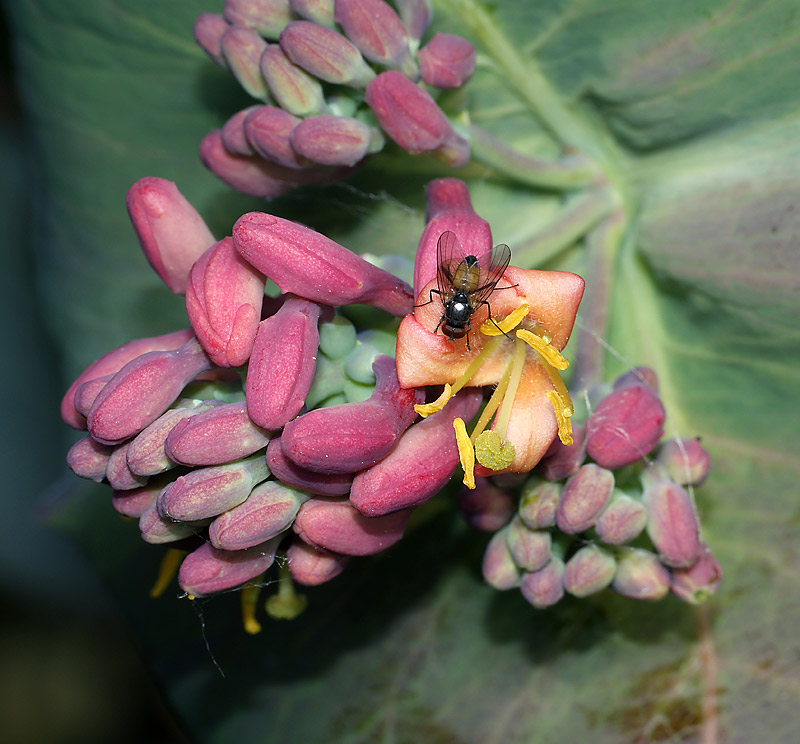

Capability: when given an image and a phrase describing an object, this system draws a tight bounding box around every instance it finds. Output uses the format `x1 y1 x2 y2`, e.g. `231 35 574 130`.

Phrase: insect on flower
415 230 515 349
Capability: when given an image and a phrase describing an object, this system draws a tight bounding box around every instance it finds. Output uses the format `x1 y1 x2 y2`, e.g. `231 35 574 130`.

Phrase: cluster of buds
471 368 721 607
194 0 474 197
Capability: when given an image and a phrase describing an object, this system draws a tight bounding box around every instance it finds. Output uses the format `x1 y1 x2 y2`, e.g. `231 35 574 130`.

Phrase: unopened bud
290 0 334 27
612 548 671 600
594 491 647 545
221 25 271 100
505 517 551 572
537 423 585 481
394 0 432 40
417 33 475 89
221 106 259 156
520 557 565 609
105 442 148 491
643 471 701 568
518 477 561 529
563 544 616 597
194 13 230 67
613 366 659 392
556 463 614 534
671 544 722 604
67 437 113 482
260 44 326 116
457 479 515 532
655 438 711 487
287 539 350 585
139 504 195 545
266 437 353 496
290 115 381 167
244 105 306 169
223 0 293 39
73 375 112 417
481 528 521 590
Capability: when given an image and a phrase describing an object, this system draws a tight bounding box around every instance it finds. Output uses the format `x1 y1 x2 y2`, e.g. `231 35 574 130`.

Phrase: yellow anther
480 303 530 336
546 390 574 446
453 417 476 490
474 430 516 471
516 329 569 370
414 383 453 418
150 548 186 598
241 576 264 635
265 561 307 620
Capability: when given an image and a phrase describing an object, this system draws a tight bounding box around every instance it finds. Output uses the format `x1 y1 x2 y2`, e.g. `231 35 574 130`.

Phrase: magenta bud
281 355 423 474
185 237 265 368
520 558 566 609
73 375 112 418
365 72 469 166
457 479 515 532
126 178 216 295
563 545 616 597
233 211 414 315
556 463 614 534
165 401 270 466
178 537 281 596
126 401 222 476
280 21 374 86
293 498 411 555
244 106 305 169
266 437 353 496
505 517 551 572
139 504 196 545
671 544 722 603
481 528 521 590
67 437 113 482
394 0 432 40
245 296 322 430
656 438 711 487
643 474 701 568
350 388 482 515
87 338 213 445
612 548 671 601
209 480 308 550
287 539 350 585
105 442 148 491
290 115 379 167
537 423 586 481
194 13 230 67
417 33 475 89
221 25 271 100
223 0 293 39
260 44 325 116
585 383 666 469
290 0 334 26
62 329 194 429
112 481 160 518
518 478 561 529
221 106 259 156
594 491 647 545
334 0 415 73
158 453 270 521
613 366 659 392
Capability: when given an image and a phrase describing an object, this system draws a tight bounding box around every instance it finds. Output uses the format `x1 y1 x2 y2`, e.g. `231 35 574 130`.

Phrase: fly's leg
480 300 513 340
414 288 442 309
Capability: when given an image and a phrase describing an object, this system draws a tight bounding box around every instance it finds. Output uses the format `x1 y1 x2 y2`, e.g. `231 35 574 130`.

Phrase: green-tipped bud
221 25 271 101
518 477 560 529
260 45 326 116
224 0 293 40
318 314 357 360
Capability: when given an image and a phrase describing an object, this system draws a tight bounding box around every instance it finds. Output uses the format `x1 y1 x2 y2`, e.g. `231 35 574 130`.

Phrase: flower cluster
194 0 474 197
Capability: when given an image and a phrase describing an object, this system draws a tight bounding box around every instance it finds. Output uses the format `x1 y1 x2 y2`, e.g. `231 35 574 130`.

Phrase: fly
415 230 515 350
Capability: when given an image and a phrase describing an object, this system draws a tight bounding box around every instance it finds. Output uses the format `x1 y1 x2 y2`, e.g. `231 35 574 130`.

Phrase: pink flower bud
287 539 350 585
456 479 515 532
520 557 565 609
481 528 521 590
138 504 195 545
334 0 414 71
266 437 353 496
185 237 265 368
178 537 282 596
111 481 160 518
281 355 423 474
260 44 325 116
209 480 308 550
612 548 671 601
290 0 334 26
126 178 216 294
194 13 229 67
158 453 270 521
394 0 432 40
280 21 375 86
594 492 647 545
350 388 482 515
585 383 666 469
221 107 259 156
417 33 475 89
245 296 322 429
244 106 305 168
537 423 586 481
87 337 213 445
73 375 112 417
518 478 561 529
365 72 469 166
105 442 148 491
293 498 411 555
505 517 551 572
643 474 701 568
221 25 271 100
233 211 414 315
563 545 616 597
556 463 614 534
290 115 378 167
165 401 271 466
671 544 722 604
62 329 193 429
67 437 113 482
223 0 293 39
613 366 659 392
655 438 711 487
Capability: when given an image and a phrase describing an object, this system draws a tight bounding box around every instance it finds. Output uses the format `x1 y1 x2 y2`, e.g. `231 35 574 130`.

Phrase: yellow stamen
541 357 574 445
414 383 453 418
480 303 529 335
241 575 265 634
491 335 527 441
150 548 186 598
469 362 513 442
516 329 569 370
474 430 516 470
265 560 307 620
453 417 476 489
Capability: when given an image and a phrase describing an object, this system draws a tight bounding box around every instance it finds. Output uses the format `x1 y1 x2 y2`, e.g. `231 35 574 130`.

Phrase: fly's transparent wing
436 230 462 301
472 243 512 306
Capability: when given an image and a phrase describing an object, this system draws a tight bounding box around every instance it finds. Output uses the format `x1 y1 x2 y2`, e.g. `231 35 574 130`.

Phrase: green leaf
8 0 800 741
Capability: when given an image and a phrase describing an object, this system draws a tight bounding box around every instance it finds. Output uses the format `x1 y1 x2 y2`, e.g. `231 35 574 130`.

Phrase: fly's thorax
451 255 481 293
